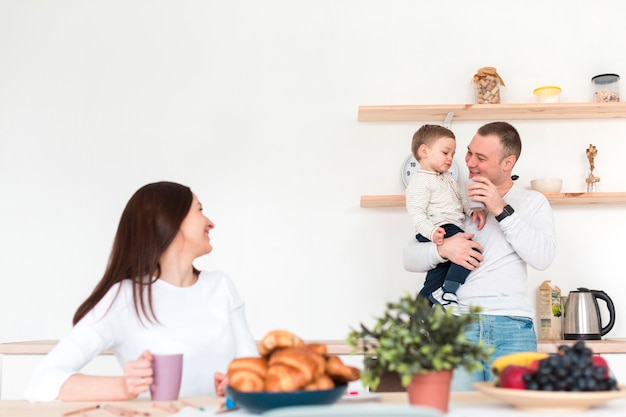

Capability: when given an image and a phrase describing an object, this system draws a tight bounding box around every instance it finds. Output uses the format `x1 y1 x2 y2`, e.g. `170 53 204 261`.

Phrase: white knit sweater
24 271 258 402
403 184 556 318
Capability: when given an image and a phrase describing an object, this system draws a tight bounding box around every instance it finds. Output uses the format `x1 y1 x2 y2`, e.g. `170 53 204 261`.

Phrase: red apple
499 365 534 389
592 355 610 379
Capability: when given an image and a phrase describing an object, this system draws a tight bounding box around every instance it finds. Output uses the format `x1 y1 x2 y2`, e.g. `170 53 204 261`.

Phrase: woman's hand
214 372 228 396
56 350 154 401
122 350 154 399
437 232 484 269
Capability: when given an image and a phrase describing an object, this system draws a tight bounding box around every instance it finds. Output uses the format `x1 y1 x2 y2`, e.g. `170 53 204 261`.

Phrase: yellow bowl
533 86 562 103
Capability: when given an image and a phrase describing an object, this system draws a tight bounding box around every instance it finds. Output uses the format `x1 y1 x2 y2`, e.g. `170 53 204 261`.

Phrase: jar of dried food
473 67 505 104
591 73 620 102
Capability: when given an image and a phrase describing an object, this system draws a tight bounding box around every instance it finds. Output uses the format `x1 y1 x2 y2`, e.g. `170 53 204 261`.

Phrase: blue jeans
451 315 537 391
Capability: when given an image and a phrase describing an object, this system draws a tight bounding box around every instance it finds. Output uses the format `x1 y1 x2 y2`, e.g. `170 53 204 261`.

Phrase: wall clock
401 154 459 187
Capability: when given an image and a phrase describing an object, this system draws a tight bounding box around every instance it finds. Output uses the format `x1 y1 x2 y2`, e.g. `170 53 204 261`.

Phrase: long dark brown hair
73 181 197 325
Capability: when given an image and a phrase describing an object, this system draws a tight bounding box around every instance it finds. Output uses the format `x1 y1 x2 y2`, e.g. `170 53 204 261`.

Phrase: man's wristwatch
495 204 515 222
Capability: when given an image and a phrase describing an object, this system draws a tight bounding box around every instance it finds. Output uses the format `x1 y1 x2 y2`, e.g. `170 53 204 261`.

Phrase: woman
25 182 258 402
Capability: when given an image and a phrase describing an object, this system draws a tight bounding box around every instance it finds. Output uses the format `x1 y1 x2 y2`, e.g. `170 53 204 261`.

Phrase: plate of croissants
226 329 361 414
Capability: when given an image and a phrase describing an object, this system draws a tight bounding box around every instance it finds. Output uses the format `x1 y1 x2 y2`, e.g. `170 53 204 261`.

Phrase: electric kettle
562 287 616 340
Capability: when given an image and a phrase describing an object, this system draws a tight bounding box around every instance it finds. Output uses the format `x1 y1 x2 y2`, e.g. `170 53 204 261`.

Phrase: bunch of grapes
523 341 619 392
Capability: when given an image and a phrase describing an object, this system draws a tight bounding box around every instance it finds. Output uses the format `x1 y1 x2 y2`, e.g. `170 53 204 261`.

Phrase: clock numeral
409 162 417 168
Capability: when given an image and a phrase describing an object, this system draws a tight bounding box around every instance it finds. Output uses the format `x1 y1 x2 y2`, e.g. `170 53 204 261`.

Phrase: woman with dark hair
25 182 258 402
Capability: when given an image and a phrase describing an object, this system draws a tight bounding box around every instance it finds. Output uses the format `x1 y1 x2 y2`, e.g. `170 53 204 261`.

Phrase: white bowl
530 178 562 193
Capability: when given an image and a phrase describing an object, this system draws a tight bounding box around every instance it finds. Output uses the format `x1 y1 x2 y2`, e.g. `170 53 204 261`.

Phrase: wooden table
3 391 626 417
0 393 470 417
0 396 219 417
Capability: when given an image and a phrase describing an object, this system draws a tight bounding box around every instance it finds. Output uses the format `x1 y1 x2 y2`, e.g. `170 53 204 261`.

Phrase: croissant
227 357 268 392
305 343 328 356
229 370 265 392
258 329 305 356
227 330 361 393
325 355 361 384
268 347 321 383
304 374 335 391
227 357 267 378
306 350 327 379
265 363 309 392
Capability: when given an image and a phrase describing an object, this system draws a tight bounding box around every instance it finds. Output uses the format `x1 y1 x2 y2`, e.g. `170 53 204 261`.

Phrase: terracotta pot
406 370 453 413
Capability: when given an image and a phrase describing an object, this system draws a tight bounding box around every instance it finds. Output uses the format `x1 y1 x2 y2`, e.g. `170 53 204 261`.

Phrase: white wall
3 0 626 397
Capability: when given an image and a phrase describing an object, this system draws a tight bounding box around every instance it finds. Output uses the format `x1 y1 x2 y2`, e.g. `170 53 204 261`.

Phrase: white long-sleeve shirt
24 271 258 402
403 184 556 318
405 170 473 240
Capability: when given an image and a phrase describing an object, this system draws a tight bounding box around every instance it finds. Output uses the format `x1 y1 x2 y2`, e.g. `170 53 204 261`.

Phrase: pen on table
180 399 205 411
62 404 101 416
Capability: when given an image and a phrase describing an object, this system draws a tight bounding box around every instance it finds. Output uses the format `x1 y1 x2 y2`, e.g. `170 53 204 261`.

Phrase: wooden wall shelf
359 103 626 207
360 192 626 208
358 102 626 122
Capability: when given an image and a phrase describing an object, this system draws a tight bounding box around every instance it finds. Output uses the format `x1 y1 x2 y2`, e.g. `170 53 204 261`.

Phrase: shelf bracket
443 111 454 128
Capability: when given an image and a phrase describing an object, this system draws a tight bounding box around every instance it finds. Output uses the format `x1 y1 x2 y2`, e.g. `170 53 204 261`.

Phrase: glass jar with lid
472 67 505 104
591 73 620 102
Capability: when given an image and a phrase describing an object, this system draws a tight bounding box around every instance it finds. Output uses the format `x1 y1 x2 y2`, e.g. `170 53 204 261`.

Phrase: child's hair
411 124 456 161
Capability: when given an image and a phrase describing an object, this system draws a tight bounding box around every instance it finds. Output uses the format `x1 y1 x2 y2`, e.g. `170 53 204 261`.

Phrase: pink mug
150 353 183 401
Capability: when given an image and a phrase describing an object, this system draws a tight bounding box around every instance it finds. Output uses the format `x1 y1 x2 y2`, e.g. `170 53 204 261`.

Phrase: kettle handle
591 290 616 336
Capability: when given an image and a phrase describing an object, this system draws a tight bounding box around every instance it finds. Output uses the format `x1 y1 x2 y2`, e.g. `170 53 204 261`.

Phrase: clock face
401 154 459 187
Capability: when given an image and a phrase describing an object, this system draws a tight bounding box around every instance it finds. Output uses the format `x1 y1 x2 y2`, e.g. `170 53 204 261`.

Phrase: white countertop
4 339 626 355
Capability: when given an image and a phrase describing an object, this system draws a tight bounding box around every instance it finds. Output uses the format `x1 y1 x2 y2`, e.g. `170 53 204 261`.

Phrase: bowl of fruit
473 341 626 412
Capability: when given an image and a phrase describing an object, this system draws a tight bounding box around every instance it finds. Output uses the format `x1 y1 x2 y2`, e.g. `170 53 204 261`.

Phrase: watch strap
496 204 514 222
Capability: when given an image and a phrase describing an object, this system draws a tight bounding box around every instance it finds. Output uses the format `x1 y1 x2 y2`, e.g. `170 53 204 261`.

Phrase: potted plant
346 292 494 412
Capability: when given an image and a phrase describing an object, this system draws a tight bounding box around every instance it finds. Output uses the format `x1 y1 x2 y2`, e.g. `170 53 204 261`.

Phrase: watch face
401 154 459 187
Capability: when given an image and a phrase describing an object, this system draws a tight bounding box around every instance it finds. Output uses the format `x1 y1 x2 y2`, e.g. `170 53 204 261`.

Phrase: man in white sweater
402 121 556 390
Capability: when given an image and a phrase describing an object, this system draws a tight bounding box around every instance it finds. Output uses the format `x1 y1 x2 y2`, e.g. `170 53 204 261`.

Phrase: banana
490 352 550 376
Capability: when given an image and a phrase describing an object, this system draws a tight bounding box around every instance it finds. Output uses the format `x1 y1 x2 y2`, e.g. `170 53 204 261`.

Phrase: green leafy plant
347 292 494 390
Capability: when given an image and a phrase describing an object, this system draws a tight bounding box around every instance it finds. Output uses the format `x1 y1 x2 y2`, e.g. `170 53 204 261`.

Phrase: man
402 121 556 390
